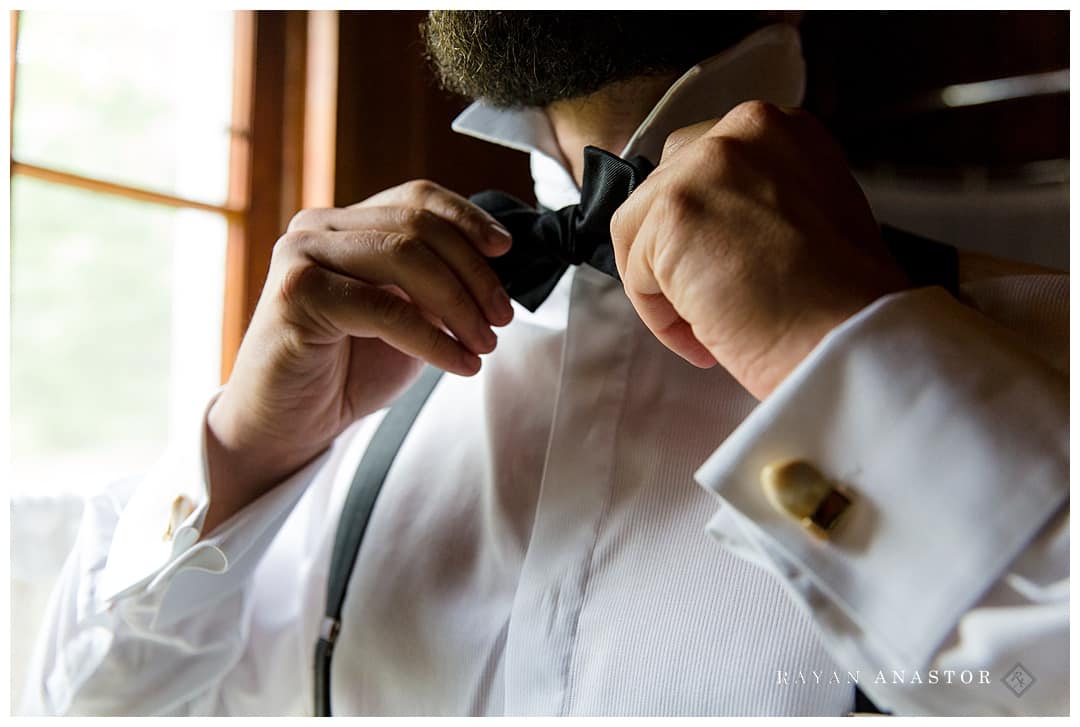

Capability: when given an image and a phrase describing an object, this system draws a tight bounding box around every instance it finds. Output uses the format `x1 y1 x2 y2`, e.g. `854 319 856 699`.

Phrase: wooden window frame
8 10 338 383
221 10 338 381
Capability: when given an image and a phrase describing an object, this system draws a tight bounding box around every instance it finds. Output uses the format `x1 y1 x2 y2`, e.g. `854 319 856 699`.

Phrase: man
23 11 1067 716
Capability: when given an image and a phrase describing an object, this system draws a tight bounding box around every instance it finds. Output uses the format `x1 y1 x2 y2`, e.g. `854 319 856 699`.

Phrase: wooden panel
278 10 309 224
800 10 1069 167
334 11 1067 179
333 11 532 208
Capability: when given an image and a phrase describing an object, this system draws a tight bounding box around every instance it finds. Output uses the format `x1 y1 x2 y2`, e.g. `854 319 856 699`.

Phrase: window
10 10 246 497
9 9 256 706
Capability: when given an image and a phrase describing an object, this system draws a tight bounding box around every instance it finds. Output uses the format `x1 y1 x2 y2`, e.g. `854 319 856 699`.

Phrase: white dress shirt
21 24 1068 717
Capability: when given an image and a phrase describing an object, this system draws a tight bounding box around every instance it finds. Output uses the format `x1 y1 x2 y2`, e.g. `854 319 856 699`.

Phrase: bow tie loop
572 146 656 264
470 146 654 311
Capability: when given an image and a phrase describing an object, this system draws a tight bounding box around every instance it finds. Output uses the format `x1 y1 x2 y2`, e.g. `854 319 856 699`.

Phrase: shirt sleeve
694 280 1068 716
18 388 381 716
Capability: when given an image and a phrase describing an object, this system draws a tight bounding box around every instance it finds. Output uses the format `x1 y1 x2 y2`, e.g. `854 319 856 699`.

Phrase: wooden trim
238 10 286 368
226 12 254 213
11 160 243 218
302 10 337 208
221 10 257 381
220 11 308 381
278 11 308 224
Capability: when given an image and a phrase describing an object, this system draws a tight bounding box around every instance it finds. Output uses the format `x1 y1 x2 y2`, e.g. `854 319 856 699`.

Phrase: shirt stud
760 460 852 540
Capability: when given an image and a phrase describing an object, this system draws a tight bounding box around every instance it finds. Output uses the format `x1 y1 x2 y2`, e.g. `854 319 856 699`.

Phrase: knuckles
399 178 442 204
287 207 330 232
392 206 438 237
272 230 313 264
276 258 322 309
655 182 710 234
444 278 475 312
694 135 745 172
368 290 409 330
420 319 449 357
378 232 426 263
727 99 785 130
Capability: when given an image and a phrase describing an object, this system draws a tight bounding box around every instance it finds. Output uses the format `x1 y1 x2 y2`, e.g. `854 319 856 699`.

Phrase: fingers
275 227 500 357
287 178 516 333
613 146 724 368
613 102 809 295
621 218 717 369
291 205 513 326
610 171 664 279
630 292 718 369
660 119 717 163
704 100 803 143
361 206 515 327
280 263 481 376
351 178 514 258
704 101 843 181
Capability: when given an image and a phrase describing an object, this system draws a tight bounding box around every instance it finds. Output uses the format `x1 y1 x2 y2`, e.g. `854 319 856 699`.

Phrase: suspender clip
320 617 341 646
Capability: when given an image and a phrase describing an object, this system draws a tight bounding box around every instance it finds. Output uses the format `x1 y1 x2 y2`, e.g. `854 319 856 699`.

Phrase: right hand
202 180 515 534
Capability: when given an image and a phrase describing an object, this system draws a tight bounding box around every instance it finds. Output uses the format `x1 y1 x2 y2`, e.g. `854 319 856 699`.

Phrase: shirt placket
502 265 639 715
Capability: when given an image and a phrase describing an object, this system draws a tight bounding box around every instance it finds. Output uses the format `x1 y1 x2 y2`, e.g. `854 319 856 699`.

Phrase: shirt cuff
694 286 1068 671
97 389 328 629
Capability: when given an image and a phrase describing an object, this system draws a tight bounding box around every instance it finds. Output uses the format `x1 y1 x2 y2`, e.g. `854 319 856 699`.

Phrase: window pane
10 176 227 497
13 11 235 206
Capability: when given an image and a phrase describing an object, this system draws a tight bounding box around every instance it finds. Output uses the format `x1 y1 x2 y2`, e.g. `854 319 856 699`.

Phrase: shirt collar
451 22 806 209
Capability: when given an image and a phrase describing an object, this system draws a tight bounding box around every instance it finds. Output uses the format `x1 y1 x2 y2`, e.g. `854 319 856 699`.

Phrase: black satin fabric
470 146 654 311
469 145 957 312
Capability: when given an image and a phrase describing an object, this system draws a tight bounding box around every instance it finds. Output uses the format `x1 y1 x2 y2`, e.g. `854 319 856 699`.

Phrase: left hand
610 100 909 400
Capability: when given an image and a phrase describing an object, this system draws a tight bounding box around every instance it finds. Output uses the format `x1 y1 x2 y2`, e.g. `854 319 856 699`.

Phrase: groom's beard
421 10 772 109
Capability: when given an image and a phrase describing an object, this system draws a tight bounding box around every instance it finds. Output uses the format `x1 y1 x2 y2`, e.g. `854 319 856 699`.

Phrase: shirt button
162 494 196 542
760 460 852 539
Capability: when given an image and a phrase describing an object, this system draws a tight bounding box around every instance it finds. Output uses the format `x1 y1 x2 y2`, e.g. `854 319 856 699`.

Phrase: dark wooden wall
333 11 534 208
330 11 1068 199
800 10 1068 169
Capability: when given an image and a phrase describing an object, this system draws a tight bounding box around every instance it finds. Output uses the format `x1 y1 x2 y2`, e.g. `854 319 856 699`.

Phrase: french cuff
97 389 327 629
694 286 1068 671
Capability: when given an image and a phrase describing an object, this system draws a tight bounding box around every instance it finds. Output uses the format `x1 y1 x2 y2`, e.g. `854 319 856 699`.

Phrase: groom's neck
544 73 678 186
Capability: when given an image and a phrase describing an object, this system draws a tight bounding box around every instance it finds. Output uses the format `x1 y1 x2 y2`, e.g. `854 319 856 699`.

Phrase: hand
610 101 908 400
203 180 515 534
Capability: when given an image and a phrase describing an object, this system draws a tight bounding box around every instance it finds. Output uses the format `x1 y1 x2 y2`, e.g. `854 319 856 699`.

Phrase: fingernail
461 353 482 375
487 221 512 247
492 286 513 323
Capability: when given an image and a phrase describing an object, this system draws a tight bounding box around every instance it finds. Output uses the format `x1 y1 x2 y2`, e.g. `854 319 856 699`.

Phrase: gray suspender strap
313 366 444 717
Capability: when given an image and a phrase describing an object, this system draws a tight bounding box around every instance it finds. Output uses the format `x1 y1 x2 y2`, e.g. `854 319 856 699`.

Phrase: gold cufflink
760 460 852 540
163 494 196 542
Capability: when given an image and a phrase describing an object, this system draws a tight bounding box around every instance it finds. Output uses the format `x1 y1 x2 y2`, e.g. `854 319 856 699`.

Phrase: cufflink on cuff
163 494 196 542
760 460 852 540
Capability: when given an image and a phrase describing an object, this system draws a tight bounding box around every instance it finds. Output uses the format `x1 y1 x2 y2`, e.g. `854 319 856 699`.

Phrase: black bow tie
469 146 653 311
470 146 958 312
